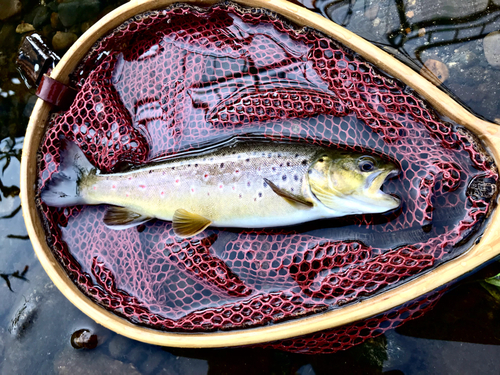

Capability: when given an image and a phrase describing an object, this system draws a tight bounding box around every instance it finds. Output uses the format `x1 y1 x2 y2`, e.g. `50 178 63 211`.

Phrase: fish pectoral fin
310 184 341 210
264 178 313 208
103 206 153 230
172 209 212 238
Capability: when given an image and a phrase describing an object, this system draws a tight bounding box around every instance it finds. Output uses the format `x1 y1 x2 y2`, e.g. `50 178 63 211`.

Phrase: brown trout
41 138 400 237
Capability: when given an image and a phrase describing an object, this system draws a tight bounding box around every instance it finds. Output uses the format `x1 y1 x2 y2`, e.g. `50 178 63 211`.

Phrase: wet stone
483 31 500 68
8 296 39 338
32 6 50 29
52 31 78 51
70 329 98 349
107 333 133 358
364 4 379 20
0 0 22 21
15 22 35 34
139 350 166 375
54 348 141 375
421 58 450 85
58 0 101 28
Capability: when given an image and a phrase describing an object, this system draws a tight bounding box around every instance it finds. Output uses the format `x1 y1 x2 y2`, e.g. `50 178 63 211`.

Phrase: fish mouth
362 168 401 211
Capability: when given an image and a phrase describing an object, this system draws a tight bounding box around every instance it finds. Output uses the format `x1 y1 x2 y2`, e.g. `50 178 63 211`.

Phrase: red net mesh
36 2 497 352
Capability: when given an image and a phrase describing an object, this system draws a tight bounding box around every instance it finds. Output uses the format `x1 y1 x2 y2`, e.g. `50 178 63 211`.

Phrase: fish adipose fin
40 139 94 207
173 209 212 238
104 206 153 230
264 178 313 208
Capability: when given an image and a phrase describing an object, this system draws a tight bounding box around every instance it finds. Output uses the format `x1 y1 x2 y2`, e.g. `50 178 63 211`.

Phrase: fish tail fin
40 139 95 207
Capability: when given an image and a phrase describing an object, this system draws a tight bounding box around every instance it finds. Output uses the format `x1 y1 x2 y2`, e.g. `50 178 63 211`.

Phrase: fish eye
358 157 376 172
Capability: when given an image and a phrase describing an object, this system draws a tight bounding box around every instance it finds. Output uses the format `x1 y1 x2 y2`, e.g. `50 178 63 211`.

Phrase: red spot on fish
128 177 132 180
191 188 195 192
139 184 146 189
204 174 208 178
219 184 223 189
93 186 97 190
160 191 165 196
126 193 129 197
235 170 239 173
232 186 235 190
112 185 116 189
175 179 179 183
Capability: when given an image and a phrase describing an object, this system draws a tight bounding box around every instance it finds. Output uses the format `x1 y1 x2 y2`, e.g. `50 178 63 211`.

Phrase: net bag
35 1 497 352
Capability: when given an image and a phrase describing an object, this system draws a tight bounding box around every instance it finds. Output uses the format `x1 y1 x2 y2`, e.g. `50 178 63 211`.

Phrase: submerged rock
0 0 22 21
8 297 39 337
15 22 35 34
421 58 450 85
54 348 141 375
70 329 98 349
52 31 78 51
483 31 500 68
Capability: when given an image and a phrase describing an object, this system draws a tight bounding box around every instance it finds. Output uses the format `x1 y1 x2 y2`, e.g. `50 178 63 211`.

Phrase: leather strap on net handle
36 74 78 110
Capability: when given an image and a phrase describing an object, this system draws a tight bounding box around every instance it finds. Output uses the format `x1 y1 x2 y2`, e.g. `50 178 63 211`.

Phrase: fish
40 137 400 237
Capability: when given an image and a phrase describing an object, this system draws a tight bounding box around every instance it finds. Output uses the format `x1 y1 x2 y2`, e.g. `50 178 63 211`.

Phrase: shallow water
1 0 500 373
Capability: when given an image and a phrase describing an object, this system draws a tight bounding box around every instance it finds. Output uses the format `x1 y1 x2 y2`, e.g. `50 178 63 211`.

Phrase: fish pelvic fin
172 209 212 238
40 139 95 207
264 178 313 208
103 206 153 230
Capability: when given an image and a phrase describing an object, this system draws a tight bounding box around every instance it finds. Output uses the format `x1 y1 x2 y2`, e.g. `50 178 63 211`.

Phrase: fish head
308 150 400 214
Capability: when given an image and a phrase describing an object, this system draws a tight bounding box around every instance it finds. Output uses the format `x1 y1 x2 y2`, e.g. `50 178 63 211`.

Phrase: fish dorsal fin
103 206 153 230
173 209 212 238
264 178 313 208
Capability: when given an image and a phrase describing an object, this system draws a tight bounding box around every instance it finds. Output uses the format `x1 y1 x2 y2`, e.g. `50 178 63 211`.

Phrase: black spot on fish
294 175 299 181
149 170 152 174
287 162 291 167
220 163 224 168
282 175 287 181
247 181 251 187
194 164 198 167
258 192 262 197
295 154 299 158
245 158 250 162
268 153 272 158
302 160 308 165
263 181 268 188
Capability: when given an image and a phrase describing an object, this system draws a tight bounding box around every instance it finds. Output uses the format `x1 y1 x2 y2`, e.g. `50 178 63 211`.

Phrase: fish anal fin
173 209 212 238
264 178 313 208
103 206 152 230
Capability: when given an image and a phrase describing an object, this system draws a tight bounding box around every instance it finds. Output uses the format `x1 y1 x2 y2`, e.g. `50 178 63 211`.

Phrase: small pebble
52 31 78 51
16 22 35 34
71 329 98 349
418 28 426 37
364 4 379 20
421 58 449 85
51 12 62 29
483 31 500 68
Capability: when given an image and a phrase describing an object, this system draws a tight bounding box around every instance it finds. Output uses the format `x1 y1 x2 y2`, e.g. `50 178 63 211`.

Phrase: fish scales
81 142 321 228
